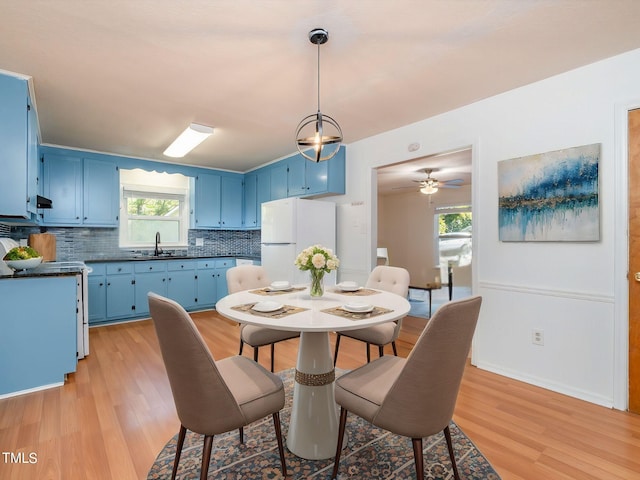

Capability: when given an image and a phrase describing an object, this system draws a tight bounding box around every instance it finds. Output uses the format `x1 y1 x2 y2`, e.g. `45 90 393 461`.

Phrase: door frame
614 100 640 410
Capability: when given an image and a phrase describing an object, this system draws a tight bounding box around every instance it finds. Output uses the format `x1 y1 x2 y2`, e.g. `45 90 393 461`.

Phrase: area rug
148 369 500 479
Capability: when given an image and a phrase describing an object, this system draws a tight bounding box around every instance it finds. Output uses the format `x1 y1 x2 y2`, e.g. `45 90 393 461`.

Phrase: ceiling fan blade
442 178 464 184
391 185 417 190
439 184 460 189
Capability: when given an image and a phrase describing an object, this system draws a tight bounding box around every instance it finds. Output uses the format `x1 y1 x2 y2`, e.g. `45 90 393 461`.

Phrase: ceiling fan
394 168 464 194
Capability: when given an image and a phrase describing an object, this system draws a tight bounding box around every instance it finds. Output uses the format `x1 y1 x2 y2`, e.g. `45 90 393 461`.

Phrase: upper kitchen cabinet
287 146 345 197
193 173 221 228
220 175 243 228
243 168 271 228
0 72 40 220
41 152 119 227
193 172 243 229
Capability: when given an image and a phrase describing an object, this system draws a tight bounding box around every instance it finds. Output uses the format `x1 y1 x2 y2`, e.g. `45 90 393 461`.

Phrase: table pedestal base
286 331 340 460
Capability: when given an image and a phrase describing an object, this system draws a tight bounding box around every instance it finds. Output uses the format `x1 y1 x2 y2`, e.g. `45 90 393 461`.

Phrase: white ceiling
2 1 640 181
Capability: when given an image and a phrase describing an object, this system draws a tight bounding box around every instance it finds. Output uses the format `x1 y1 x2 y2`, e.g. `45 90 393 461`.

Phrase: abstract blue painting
498 143 600 241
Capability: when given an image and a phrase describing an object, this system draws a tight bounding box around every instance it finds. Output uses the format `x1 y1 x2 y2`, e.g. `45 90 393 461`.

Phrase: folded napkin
231 302 308 318
249 286 306 296
322 305 393 320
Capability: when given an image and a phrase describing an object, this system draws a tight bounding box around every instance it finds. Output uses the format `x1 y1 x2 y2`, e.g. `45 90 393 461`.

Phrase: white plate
270 281 291 290
252 301 284 313
343 303 374 313
338 283 361 292
268 285 293 292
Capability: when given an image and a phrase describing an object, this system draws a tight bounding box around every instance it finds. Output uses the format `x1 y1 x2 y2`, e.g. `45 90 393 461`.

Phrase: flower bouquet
294 245 339 297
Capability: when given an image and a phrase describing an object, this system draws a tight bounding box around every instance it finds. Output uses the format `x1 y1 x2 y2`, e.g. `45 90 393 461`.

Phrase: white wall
326 48 640 409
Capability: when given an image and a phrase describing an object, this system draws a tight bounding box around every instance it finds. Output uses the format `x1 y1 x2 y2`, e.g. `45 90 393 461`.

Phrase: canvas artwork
498 143 600 242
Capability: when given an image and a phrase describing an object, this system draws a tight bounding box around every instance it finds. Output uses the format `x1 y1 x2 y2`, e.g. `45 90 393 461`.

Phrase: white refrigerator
261 198 336 286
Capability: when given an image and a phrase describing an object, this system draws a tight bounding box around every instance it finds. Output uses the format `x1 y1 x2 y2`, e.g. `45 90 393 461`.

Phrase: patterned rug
147 369 500 479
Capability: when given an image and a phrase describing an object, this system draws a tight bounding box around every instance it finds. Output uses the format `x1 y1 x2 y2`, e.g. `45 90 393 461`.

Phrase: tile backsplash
6 226 261 261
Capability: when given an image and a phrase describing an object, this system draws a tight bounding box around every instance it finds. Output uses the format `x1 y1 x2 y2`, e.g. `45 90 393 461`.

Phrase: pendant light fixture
295 28 343 163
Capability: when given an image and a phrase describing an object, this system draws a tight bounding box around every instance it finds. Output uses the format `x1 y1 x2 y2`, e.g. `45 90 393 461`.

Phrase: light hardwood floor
1 311 640 479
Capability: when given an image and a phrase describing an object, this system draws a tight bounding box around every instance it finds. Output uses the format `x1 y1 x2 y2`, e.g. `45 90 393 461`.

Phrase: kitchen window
119 169 190 248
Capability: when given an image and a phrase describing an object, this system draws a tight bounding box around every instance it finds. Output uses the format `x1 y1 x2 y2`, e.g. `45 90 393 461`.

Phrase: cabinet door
256 169 271 226
167 269 197 309
243 173 258 228
220 175 244 228
42 154 83 225
0 74 29 218
83 158 119 226
26 99 39 214
197 268 217 307
287 155 307 196
194 173 221 228
88 275 107 324
106 274 135 319
305 159 329 195
270 163 288 200
134 271 167 316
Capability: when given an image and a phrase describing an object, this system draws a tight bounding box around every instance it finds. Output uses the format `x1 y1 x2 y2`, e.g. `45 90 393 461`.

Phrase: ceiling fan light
420 184 438 195
164 123 213 158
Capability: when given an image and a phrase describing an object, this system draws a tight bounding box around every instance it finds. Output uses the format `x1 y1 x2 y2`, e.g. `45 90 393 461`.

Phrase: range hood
36 195 52 209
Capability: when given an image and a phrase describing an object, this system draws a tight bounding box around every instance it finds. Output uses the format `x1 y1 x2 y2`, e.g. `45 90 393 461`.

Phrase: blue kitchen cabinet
270 163 288 200
196 259 218 307
243 169 271 228
0 73 40 220
83 158 119 225
193 173 222 228
243 173 258 228
0 276 77 396
42 154 83 225
105 263 135 319
133 261 167 316
42 153 119 227
88 263 107 324
256 169 271 225
220 175 244 228
286 146 345 197
167 260 197 309
214 258 235 303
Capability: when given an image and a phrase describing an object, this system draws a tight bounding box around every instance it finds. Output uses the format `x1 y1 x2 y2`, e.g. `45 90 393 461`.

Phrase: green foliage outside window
127 197 179 217
439 212 472 234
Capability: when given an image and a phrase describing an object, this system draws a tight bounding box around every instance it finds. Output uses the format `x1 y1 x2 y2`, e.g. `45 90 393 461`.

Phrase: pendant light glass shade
296 28 343 163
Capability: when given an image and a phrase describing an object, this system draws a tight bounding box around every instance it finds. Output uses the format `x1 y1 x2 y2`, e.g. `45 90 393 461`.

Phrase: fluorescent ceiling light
163 123 213 158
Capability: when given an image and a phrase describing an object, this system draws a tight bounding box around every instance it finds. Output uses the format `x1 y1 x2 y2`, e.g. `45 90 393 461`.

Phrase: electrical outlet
532 329 544 346
195 237 204 247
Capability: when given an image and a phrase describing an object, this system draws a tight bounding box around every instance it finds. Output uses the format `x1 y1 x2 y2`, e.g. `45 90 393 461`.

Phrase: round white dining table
215 285 411 460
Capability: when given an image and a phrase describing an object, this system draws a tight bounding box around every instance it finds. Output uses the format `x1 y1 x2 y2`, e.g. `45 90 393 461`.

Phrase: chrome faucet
154 232 162 256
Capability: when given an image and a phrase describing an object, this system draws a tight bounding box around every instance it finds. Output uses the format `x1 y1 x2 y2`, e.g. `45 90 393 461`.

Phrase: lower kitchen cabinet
133 262 167 317
1 275 77 397
167 261 197 309
105 263 135 319
87 257 236 325
88 264 107 323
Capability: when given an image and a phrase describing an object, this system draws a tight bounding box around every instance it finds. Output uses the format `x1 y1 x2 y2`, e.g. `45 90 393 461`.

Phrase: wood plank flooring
1 311 639 479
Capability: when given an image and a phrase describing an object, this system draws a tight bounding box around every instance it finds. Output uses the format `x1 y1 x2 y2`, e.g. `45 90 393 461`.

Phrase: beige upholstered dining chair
148 292 287 480
331 295 482 480
226 264 299 372
333 265 410 365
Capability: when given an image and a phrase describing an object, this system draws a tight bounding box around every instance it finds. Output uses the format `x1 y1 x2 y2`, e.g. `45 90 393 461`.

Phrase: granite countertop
0 265 84 279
